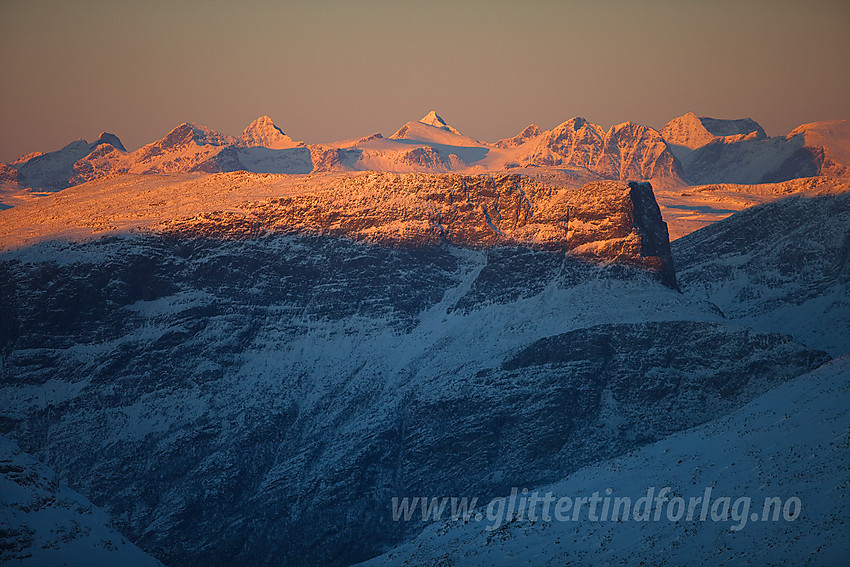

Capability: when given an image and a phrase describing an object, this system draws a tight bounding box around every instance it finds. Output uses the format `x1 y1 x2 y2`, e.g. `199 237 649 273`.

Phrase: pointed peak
251 115 276 126
243 115 283 136
242 116 302 149
420 110 447 127
419 111 462 135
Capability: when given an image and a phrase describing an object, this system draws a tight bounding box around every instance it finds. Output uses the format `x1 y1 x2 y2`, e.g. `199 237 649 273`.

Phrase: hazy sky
1 0 848 161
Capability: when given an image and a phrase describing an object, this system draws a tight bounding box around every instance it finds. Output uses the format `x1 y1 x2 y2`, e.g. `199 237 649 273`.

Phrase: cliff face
628 182 677 289
157 173 677 287
0 170 677 287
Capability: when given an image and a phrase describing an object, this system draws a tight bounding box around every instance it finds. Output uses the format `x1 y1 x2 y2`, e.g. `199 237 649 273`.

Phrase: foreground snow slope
0 435 165 566
360 356 850 567
0 231 828 566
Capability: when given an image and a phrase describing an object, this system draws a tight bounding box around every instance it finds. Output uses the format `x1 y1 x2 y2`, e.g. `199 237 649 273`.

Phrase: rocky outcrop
242 174 677 287
628 181 678 288
70 143 128 184
495 124 541 149
94 132 127 152
0 162 23 186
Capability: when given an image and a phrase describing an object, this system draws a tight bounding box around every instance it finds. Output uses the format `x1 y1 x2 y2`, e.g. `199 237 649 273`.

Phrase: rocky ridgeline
517 118 683 182
154 173 676 288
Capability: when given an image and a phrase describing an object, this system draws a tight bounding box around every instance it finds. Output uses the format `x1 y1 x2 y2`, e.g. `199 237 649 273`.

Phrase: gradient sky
1 0 848 162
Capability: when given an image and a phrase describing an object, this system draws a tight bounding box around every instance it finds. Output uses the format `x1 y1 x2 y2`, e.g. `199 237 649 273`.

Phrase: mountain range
0 109 848 565
3 112 848 195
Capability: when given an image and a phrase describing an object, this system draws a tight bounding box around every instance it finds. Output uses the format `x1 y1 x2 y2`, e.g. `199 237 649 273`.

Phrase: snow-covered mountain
9 133 126 191
673 191 850 356
661 111 767 151
511 117 684 182
660 113 850 184
416 110 464 135
0 109 847 566
4 112 848 210
390 111 477 145
240 115 304 150
1 161 845 565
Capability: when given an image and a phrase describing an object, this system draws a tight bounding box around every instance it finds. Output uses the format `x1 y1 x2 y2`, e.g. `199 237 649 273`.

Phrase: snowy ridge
0 170 677 286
